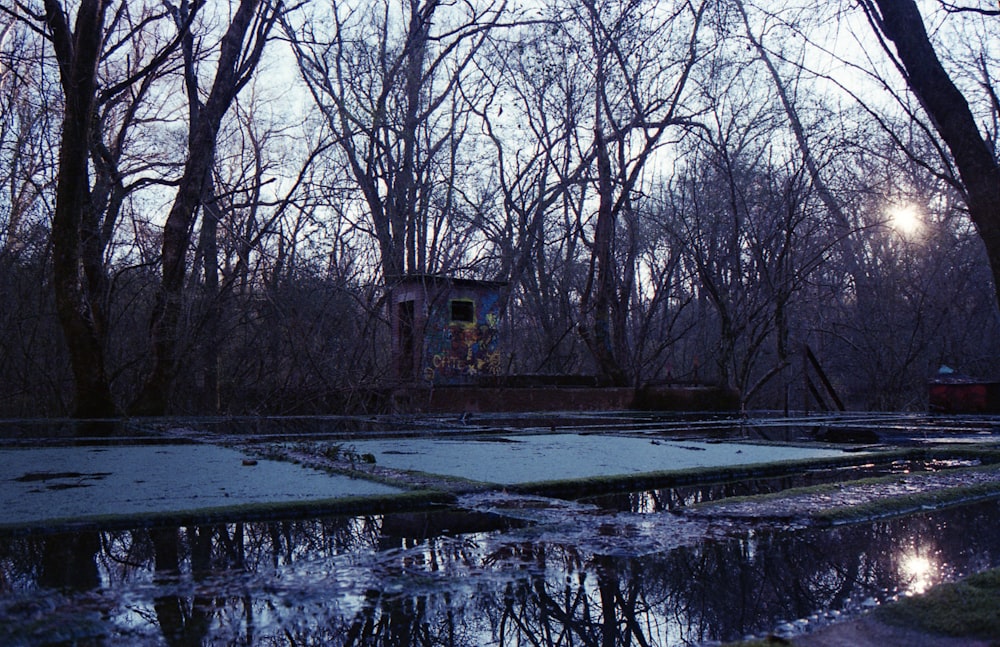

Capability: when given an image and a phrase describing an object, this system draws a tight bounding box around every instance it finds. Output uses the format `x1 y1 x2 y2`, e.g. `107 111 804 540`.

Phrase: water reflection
2 500 1000 645
900 552 935 595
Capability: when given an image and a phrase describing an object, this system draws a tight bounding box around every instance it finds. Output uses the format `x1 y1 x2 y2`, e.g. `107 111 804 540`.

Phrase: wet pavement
1 412 1000 645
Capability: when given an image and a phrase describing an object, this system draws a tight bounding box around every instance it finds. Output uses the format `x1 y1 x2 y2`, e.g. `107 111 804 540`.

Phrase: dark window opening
450 299 475 323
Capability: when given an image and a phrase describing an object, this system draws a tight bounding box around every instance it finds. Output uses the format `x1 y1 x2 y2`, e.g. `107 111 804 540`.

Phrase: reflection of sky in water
3 499 1000 645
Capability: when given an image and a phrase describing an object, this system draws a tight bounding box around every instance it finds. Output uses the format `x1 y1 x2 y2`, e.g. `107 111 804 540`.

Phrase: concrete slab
349 433 849 485
0 432 853 530
0 444 403 528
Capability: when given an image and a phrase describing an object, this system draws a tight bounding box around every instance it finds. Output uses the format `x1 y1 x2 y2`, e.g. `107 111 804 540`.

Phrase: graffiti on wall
422 290 502 384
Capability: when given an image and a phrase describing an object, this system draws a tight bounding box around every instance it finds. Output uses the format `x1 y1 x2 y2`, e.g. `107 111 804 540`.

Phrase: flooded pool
2 413 998 645
2 495 1000 645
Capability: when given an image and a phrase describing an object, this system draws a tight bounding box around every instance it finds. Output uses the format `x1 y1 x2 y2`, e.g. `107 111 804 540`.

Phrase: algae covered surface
0 431 851 531
346 433 847 485
0 444 403 528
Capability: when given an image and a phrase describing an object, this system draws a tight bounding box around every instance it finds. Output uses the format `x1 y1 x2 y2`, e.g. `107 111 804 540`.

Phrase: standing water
2 497 999 645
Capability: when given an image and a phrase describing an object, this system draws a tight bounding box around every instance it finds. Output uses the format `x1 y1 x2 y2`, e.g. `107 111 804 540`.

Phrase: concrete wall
390 384 740 413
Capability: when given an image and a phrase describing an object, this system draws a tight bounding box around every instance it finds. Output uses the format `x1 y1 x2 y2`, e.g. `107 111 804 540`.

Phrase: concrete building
389 275 505 385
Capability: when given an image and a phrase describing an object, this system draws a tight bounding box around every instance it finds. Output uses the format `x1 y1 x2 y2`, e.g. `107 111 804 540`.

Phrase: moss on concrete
510 451 897 498
512 445 1000 500
681 459 1000 526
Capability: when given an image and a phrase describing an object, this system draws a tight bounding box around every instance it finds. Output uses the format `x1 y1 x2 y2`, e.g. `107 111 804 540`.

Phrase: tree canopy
0 0 998 416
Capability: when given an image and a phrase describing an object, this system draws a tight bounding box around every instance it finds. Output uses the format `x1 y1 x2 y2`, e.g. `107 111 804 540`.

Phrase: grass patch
721 568 1000 645
876 568 1000 640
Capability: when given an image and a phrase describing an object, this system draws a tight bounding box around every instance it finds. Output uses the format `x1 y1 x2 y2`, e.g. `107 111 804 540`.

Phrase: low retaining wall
391 384 740 413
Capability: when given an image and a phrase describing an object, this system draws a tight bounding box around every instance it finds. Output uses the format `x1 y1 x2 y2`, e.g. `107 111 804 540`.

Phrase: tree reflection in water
1 501 1000 645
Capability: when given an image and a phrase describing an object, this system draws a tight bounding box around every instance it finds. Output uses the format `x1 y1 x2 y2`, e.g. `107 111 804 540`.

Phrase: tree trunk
866 0 1000 310
131 0 274 415
580 114 628 385
45 0 115 418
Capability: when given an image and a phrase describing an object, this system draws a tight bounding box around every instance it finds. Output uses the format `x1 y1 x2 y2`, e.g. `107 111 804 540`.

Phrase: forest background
1 0 999 418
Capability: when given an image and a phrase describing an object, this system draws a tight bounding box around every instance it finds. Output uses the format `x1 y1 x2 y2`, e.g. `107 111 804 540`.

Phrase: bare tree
39 0 116 416
477 0 710 383
131 0 285 415
0 15 55 259
15 0 195 417
473 8 595 374
0 16 62 414
734 0 871 301
570 0 709 385
7 0 288 416
283 0 506 282
858 0 1000 313
818 137 1000 408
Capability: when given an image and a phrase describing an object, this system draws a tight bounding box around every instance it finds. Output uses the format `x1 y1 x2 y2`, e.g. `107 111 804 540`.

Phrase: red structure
928 366 1000 413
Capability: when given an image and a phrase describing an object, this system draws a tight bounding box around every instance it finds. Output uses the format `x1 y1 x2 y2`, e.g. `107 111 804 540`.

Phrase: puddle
2 495 1000 645
1 415 998 645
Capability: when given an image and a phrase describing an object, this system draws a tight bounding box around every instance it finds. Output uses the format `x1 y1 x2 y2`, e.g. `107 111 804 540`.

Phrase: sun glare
887 203 922 235
900 553 935 595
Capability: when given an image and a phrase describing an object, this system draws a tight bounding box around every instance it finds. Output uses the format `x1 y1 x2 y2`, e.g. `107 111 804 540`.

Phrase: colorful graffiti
422 292 502 384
